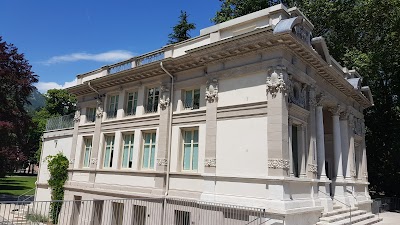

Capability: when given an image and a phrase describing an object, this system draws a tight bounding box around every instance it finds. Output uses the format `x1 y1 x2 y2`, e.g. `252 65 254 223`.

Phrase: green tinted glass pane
122 146 129 168
183 144 191 170
128 93 134 101
192 144 198 170
150 145 155 169
145 133 151 143
193 89 200 109
185 91 193 107
84 148 90 167
127 101 133 114
143 145 150 168
184 131 191 143
129 148 133 167
151 133 156 142
104 147 110 167
193 130 198 143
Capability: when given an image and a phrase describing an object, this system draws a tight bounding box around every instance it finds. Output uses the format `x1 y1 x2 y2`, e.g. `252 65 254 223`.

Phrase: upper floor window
107 95 119 119
145 87 159 113
121 133 135 168
82 137 92 168
142 132 156 169
103 135 115 168
183 89 200 110
182 129 199 171
125 92 138 116
86 107 96 123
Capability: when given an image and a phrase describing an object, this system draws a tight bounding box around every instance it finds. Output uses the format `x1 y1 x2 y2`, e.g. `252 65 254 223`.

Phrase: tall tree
0 36 38 177
213 0 400 196
168 11 196 44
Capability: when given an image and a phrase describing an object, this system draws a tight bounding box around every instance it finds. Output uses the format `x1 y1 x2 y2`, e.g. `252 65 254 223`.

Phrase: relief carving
308 164 318 173
268 158 290 169
73 109 81 123
90 158 98 166
266 67 286 98
159 85 170 110
204 158 216 167
156 158 168 166
96 98 104 118
205 79 218 103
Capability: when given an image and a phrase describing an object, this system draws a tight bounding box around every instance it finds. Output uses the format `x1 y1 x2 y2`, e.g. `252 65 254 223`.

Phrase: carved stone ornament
308 164 318 173
204 158 216 167
315 93 325 106
73 110 81 123
350 170 357 178
96 98 104 118
159 85 170 110
293 24 312 46
340 111 349 120
90 158 98 165
205 79 218 103
156 158 168 166
69 159 75 165
268 158 289 169
329 104 342 116
266 67 286 98
288 77 307 108
363 172 368 178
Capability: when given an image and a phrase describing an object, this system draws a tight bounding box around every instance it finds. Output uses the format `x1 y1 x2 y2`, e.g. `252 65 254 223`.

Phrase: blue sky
0 0 221 93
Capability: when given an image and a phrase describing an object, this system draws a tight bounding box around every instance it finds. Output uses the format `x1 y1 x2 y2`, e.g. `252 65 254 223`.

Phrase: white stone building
35 4 378 225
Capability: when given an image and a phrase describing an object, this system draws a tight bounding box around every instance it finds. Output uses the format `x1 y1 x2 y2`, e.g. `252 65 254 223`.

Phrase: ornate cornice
268 158 289 169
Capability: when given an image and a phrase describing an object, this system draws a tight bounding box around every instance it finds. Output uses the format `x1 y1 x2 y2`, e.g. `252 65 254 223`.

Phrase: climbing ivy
46 153 69 224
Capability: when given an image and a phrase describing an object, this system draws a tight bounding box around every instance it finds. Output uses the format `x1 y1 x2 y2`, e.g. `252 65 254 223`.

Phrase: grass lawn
0 176 37 196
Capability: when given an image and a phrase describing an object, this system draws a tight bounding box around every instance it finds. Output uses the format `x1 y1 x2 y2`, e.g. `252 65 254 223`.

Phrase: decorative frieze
90 158 98 166
204 158 216 167
268 158 289 169
266 67 287 98
308 164 318 173
156 158 168 166
205 79 218 103
159 85 170 110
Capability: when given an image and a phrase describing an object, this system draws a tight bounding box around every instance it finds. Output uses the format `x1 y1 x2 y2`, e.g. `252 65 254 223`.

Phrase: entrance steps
317 206 382 225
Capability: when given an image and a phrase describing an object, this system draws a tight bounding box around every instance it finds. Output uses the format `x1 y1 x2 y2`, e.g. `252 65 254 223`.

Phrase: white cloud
36 78 77 93
42 50 134 65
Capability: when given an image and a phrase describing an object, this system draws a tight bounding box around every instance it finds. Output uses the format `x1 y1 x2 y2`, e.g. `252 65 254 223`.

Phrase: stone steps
317 206 382 225
322 207 359 217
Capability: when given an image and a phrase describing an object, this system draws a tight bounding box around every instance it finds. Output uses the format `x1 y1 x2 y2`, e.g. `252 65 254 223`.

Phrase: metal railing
107 49 165 75
45 114 74 131
16 188 36 202
0 197 283 225
373 197 400 212
319 190 353 223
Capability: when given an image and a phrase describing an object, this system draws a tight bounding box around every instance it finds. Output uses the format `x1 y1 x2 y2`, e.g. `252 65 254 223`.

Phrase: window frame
121 132 135 169
183 88 200 110
145 87 159 113
103 134 115 168
141 131 157 170
86 107 96 123
125 91 138 116
181 128 199 172
82 137 93 168
107 94 119 119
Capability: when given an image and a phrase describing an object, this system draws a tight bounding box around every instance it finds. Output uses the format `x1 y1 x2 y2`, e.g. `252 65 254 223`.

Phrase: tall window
182 129 199 171
175 210 190 225
142 132 156 169
121 133 135 168
86 107 96 123
146 87 159 113
291 125 299 177
125 92 138 116
107 95 119 118
183 89 200 110
103 135 115 168
82 137 92 168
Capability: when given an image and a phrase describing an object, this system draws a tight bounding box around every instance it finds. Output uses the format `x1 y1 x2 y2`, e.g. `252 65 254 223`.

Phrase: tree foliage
46 153 68 223
168 11 196 44
213 0 400 196
0 36 38 177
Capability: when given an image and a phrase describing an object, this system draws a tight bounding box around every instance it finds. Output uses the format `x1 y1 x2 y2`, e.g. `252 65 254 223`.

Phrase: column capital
316 93 325 107
329 104 342 116
339 110 349 120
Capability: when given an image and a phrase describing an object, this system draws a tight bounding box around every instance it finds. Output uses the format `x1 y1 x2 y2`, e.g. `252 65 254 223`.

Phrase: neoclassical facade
36 4 378 225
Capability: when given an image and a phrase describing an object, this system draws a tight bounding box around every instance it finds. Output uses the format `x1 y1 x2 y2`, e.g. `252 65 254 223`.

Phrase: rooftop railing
107 49 165 75
45 114 74 131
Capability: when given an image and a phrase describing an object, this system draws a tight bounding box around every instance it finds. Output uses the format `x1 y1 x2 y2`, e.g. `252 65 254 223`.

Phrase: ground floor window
112 202 124 225
174 210 190 225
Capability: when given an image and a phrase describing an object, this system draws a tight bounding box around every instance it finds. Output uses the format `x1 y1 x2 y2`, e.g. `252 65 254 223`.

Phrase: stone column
89 98 104 182
68 109 81 180
340 112 351 180
204 79 218 174
316 104 327 179
330 106 344 181
348 114 356 180
361 120 368 182
307 88 318 178
266 67 290 176
156 84 171 172
299 124 307 178
288 119 294 177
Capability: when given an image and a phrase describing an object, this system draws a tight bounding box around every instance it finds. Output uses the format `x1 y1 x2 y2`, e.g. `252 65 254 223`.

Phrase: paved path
377 212 400 224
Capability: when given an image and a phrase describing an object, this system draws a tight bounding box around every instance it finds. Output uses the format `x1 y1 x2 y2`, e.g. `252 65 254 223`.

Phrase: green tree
0 36 38 177
213 0 400 196
168 11 196 44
